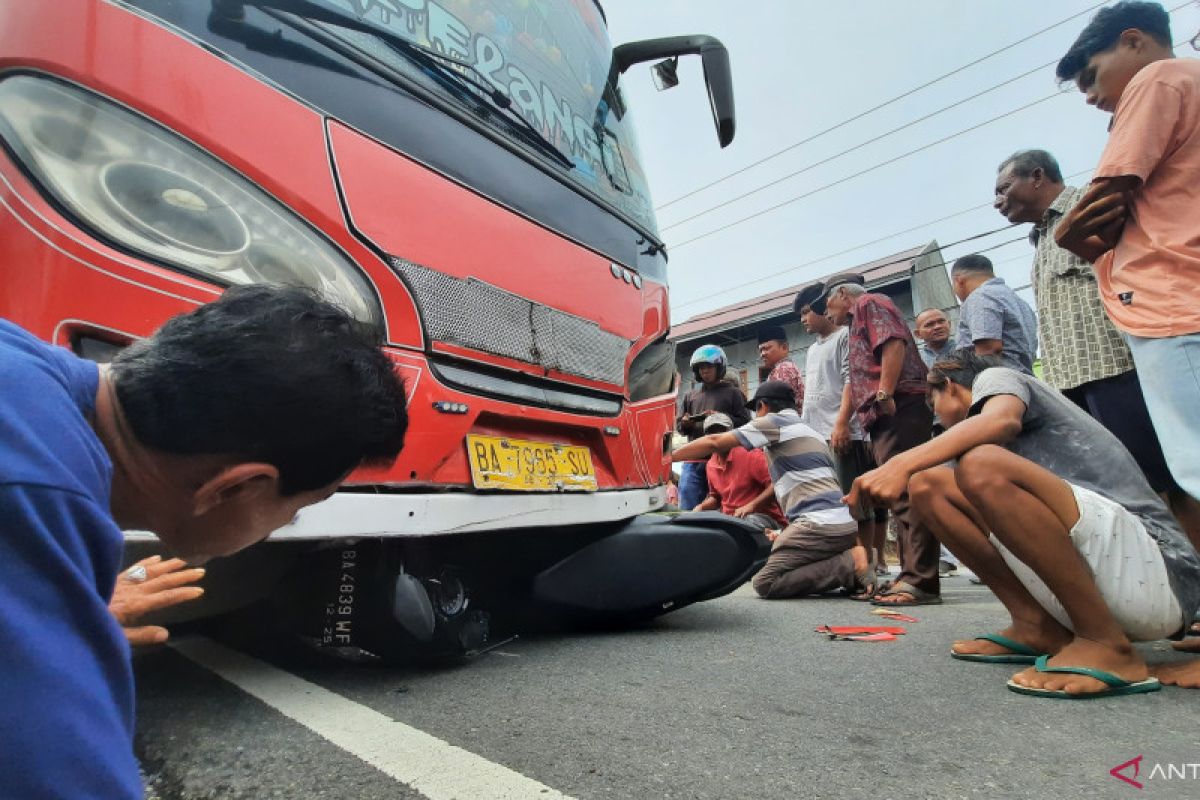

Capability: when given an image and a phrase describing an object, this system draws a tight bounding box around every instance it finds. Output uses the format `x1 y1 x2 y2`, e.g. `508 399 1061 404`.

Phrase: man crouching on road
846 349 1200 698
0 285 409 798
672 381 870 599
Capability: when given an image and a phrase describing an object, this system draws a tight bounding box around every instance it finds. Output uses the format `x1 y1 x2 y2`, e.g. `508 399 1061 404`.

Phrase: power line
673 224 1023 324
668 91 1066 250
662 10 1200 314
654 0 1109 212
911 235 1028 277
669 167 1094 314
660 69 1053 232
665 20 1198 264
676 233 1031 342
656 1 1195 233
669 205 991 310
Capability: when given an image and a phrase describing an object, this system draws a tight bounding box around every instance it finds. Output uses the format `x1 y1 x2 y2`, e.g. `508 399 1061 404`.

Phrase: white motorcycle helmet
689 344 728 382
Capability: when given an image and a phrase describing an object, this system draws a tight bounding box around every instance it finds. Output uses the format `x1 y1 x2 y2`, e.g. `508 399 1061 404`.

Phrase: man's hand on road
109 556 205 647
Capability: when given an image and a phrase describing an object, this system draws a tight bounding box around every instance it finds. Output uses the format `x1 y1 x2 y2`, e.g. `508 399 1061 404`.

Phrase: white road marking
172 637 574 800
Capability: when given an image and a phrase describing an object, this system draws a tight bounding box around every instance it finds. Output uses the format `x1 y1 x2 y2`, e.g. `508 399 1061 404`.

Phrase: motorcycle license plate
465 435 597 492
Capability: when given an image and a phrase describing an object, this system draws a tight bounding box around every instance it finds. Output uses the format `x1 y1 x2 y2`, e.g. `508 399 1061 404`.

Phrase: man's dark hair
950 254 994 277
757 397 792 414
1056 1 1173 81
926 348 1006 392
997 149 1064 184
111 285 408 495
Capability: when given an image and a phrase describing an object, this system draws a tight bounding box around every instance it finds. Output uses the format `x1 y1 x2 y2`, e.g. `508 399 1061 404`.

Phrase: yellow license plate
466 435 597 492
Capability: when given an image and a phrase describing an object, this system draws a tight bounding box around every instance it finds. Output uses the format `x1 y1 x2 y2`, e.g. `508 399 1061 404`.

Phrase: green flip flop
1006 655 1162 699
951 633 1044 664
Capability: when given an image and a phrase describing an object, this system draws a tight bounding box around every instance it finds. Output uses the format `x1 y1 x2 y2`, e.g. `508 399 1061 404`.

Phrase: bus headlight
0 75 381 326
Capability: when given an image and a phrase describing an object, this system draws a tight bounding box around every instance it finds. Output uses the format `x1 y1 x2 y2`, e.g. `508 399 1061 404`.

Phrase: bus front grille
390 256 630 386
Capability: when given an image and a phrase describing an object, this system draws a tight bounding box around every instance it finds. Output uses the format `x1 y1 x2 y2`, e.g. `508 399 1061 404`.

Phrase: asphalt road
135 573 1200 800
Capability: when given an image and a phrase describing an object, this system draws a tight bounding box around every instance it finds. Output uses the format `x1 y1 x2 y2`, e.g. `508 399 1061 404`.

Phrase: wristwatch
875 390 892 402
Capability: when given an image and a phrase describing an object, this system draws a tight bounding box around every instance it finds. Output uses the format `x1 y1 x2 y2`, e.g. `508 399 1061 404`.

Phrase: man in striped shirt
671 380 868 599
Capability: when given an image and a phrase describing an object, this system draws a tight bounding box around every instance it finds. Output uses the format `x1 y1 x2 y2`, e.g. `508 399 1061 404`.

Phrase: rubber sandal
1005 655 1162 699
850 578 893 602
951 633 1044 664
870 581 943 607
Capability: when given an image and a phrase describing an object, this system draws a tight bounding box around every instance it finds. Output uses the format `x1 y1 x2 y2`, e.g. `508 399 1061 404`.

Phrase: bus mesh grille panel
390 257 630 385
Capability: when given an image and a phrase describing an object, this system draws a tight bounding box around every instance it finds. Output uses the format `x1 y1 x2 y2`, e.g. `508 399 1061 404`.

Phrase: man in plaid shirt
993 148 1198 545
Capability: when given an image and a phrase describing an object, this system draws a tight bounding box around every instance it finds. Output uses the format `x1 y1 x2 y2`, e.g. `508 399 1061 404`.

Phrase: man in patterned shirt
757 326 804 411
993 148 1197 542
823 276 941 605
671 381 867 599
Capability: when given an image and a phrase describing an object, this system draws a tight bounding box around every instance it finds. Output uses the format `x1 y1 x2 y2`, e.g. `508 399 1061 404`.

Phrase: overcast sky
600 0 1200 324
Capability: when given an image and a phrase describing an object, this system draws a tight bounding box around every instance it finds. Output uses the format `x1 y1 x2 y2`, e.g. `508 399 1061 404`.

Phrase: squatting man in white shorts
844 349 1200 699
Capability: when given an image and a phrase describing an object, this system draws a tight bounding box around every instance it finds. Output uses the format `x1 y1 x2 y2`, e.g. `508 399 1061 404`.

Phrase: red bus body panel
0 1 674 522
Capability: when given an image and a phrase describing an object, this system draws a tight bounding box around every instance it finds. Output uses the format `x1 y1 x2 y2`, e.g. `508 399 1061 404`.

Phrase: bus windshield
317 0 658 238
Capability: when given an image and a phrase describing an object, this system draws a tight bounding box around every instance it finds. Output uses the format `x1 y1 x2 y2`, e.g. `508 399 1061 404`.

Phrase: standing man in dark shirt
676 344 750 510
823 275 941 605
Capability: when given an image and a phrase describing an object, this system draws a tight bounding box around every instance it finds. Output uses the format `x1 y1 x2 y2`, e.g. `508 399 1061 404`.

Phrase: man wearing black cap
671 380 870 599
824 274 941 605
757 326 804 411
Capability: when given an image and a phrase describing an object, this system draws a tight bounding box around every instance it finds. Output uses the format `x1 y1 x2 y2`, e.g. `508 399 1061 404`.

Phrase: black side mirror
699 44 734 148
608 35 736 148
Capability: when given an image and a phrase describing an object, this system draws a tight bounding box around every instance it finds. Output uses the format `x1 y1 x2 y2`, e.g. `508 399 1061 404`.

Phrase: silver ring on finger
124 565 149 583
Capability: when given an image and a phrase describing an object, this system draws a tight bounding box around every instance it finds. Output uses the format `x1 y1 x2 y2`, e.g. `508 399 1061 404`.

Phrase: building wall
910 242 960 329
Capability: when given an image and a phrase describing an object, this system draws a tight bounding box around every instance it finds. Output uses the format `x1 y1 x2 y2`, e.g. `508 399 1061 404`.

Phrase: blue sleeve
0 485 141 800
962 292 1005 343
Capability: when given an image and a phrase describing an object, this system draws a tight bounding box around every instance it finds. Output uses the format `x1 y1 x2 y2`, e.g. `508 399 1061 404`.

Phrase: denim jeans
1125 332 1200 501
678 460 709 511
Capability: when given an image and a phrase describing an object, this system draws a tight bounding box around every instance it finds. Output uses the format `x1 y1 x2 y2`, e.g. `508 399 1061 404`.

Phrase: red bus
0 0 764 658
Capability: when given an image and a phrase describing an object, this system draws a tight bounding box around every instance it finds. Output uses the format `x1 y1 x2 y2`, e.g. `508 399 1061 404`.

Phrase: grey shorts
830 440 888 523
